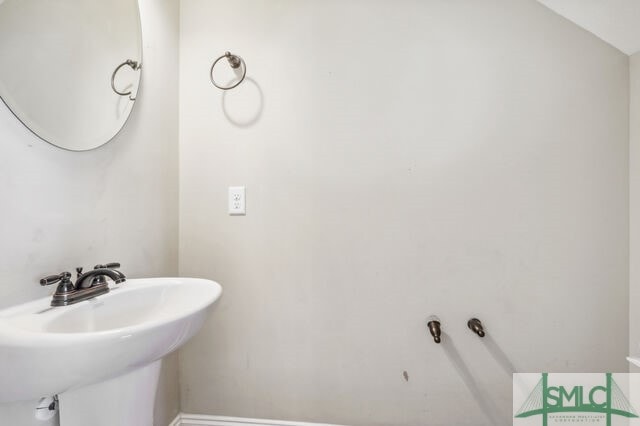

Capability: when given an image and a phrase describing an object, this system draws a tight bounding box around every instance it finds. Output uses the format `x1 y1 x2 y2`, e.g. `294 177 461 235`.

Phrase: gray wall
178 1 630 425
0 0 180 424
630 52 640 370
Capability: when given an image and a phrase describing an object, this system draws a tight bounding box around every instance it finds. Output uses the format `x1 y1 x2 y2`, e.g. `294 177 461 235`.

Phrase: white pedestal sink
0 277 222 425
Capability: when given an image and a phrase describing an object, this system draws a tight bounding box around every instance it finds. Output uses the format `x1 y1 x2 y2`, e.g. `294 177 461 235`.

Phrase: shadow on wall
479 333 531 401
481 334 517 377
221 76 264 128
441 333 509 426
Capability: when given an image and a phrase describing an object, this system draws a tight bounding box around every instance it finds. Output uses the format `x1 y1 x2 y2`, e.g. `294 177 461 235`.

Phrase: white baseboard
169 413 345 426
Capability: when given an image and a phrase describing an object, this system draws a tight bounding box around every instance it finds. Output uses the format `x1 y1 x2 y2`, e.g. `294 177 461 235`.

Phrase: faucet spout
76 268 126 289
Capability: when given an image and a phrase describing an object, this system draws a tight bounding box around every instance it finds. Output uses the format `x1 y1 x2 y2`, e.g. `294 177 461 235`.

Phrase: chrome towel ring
210 51 246 90
111 59 142 101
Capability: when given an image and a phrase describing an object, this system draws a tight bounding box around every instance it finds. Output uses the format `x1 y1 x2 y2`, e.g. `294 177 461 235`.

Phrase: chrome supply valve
427 315 442 344
467 318 485 337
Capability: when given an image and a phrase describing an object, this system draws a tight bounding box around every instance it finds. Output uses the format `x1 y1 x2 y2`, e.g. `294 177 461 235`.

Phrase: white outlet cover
228 186 246 215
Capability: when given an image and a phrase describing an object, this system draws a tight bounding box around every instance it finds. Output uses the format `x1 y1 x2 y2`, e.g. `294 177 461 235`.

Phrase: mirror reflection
0 0 142 151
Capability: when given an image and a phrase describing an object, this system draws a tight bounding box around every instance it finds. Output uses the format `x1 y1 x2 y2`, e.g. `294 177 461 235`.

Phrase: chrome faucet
40 262 126 306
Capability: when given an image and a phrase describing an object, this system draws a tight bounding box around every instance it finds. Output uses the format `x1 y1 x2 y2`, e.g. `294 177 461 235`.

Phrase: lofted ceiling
536 0 640 55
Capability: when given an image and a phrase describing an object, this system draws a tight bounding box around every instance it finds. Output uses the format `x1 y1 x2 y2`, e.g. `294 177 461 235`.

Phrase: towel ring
111 59 142 101
210 51 246 90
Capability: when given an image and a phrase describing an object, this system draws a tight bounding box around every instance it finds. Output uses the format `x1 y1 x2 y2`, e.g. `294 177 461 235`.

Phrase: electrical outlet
228 186 246 215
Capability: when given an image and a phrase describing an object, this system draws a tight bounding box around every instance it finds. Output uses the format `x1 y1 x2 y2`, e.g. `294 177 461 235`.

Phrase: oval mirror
0 0 142 151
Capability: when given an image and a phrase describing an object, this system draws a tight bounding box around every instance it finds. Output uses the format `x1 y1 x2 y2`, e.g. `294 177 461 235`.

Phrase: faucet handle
40 272 75 295
94 262 120 270
75 267 83 279
40 272 72 286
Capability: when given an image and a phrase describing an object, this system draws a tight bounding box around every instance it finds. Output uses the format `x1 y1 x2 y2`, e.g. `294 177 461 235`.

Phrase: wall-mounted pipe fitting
427 316 442 344
467 318 485 337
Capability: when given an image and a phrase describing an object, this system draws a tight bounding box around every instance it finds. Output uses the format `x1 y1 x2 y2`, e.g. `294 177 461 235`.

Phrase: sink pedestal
58 360 161 426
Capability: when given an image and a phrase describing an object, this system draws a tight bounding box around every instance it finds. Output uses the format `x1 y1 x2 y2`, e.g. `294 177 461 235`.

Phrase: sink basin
0 277 221 403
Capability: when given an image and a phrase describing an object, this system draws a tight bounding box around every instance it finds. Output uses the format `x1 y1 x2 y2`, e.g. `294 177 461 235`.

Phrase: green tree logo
515 373 638 426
